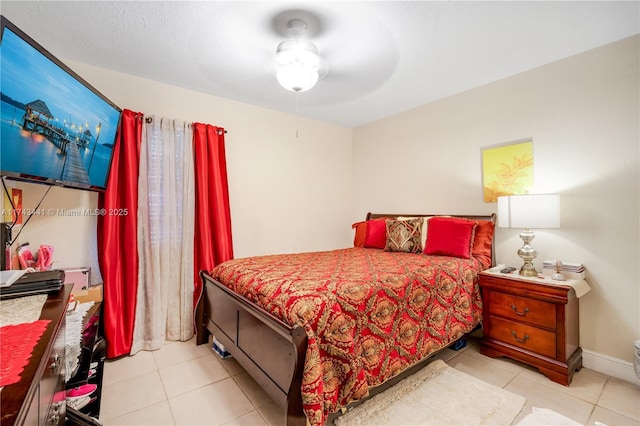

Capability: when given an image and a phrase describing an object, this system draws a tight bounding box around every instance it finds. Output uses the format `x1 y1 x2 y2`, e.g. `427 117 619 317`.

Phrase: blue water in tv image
0 24 120 190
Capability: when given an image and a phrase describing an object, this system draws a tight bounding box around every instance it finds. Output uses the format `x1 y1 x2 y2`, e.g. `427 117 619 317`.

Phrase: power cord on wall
1 177 52 248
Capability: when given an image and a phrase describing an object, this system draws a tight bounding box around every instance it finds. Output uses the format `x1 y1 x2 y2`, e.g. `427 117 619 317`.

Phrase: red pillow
424 217 477 259
364 218 387 249
472 220 495 267
352 221 367 247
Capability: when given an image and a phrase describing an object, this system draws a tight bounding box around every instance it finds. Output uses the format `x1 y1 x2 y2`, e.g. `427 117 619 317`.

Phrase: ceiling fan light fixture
276 39 321 92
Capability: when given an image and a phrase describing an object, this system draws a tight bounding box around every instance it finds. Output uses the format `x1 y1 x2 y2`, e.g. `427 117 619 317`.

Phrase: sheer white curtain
131 116 195 354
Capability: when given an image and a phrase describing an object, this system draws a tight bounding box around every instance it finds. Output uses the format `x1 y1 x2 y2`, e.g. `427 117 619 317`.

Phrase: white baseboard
582 349 640 387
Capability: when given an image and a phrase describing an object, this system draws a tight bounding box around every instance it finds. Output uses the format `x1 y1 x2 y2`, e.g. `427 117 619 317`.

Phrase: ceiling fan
274 18 329 93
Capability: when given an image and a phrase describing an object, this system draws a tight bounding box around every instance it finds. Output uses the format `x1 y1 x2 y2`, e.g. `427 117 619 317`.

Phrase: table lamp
497 194 560 277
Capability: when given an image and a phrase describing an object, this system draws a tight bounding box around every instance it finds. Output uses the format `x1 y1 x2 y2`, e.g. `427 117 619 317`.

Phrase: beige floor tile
153 337 214 369
221 410 268 426
447 351 520 388
597 377 640 421
511 406 535 425
518 366 607 404
169 377 254 425
234 372 276 409
102 349 158 386
589 405 640 426
159 353 230 398
432 332 482 362
100 370 167 421
100 338 632 426
431 346 460 362
102 400 175 425
505 375 594 424
218 356 246 376
465 347 530 375
256 401 286 426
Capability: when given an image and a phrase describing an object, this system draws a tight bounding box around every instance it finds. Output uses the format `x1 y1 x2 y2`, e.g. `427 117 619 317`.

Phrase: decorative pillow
363 218 387 249
352 221 367 247
397 216 432 250
472 220 495 268
385 218 424 253
424 217 477 259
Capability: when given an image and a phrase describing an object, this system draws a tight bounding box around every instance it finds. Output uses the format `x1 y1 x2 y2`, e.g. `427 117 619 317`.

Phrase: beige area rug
334 359 525 426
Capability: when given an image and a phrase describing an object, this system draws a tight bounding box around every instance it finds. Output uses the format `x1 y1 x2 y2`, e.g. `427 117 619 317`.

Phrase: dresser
1 284 71 425
479 272 582 385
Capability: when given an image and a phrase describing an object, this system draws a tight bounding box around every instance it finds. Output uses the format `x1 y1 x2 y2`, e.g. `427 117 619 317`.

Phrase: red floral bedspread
211 247 483 425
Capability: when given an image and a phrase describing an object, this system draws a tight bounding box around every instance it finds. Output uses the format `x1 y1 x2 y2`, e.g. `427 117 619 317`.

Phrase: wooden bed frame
195 213 496 425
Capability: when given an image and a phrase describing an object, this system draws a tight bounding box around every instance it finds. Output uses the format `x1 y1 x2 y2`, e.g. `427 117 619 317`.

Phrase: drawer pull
510 304 529 316
511 330 529 343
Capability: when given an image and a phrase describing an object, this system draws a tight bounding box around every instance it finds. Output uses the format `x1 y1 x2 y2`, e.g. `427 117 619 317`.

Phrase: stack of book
542 260 585 280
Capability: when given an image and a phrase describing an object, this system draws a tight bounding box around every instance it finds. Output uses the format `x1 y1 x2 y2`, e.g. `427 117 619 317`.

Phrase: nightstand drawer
488 291 556 329
488 317 557 359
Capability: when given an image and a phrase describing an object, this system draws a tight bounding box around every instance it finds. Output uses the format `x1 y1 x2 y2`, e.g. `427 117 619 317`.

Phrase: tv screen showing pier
0 16 121 192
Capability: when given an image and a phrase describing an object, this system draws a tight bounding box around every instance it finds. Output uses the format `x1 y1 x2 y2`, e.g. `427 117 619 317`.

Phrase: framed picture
482 140 534 203
3 187 22 224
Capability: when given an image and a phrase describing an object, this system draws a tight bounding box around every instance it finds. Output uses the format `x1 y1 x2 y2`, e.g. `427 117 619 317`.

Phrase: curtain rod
143 116 227 134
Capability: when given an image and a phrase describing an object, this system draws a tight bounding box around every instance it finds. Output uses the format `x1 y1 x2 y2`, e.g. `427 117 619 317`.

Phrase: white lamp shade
276 40 321 92
497 194 560 229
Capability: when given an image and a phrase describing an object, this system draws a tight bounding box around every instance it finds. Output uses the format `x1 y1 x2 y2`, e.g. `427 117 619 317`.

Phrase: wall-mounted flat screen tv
0 15 121 192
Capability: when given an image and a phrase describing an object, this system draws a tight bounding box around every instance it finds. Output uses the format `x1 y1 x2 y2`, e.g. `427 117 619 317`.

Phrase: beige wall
353 36 640 367
5 63 354 283
1 182 101 278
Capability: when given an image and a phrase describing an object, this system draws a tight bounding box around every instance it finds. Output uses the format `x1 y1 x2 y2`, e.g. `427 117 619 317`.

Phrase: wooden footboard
196 271 308 426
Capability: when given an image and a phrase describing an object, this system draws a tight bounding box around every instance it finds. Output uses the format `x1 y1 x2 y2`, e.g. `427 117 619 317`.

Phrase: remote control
500 267 517 273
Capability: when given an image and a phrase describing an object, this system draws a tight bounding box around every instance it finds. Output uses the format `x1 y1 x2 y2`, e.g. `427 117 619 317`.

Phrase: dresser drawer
488 291 556 329
39 316 66 425
488 316 557 359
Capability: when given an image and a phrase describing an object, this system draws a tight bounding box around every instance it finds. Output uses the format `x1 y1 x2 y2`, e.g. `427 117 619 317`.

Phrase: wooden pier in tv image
21 99 101 185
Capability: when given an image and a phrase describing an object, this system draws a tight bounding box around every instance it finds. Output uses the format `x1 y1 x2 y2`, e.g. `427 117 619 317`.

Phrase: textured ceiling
2 1 638 128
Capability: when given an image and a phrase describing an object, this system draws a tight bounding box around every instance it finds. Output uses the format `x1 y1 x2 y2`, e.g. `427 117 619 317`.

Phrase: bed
195 212 496 425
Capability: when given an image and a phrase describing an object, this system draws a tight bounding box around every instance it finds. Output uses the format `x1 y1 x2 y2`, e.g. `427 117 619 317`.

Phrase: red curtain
97 109 143 359
192 123 233 309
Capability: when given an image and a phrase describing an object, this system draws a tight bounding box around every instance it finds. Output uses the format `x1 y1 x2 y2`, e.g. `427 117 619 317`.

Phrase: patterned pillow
397 216 432 249
384 218 424 253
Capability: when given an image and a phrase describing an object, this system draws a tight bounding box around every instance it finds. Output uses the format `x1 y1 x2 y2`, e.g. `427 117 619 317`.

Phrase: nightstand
478 271 583 385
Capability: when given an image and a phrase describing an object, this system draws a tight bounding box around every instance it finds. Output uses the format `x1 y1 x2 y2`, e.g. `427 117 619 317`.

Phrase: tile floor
99 334 640 425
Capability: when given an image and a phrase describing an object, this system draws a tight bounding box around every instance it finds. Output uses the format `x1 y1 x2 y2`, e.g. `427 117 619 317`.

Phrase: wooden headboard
366 212 497 267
